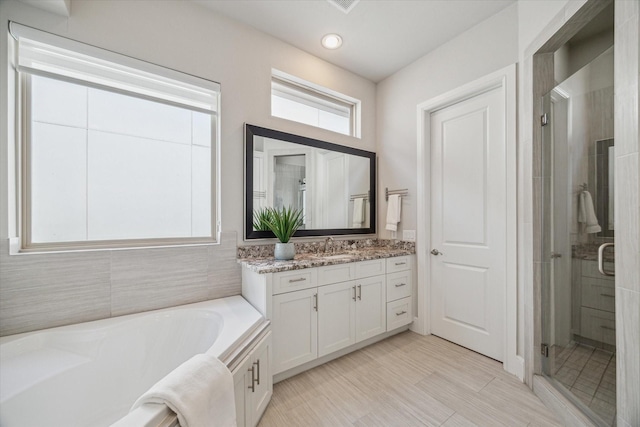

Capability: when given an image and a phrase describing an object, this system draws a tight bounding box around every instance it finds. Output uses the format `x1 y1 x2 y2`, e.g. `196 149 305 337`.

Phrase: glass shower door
540 47 617 426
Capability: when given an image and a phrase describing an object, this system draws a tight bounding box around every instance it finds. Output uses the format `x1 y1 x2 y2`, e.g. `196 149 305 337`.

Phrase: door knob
430 249 442 256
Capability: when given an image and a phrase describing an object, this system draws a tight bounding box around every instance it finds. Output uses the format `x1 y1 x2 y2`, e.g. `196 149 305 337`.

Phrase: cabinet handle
394 283 406 288
247 365 255 392
357 284 362 300
352 286 357 301
394 262 406 266
396 310 407 316
600 325 615 331
600 293 615 298
313 293 318 311
289 277 306 283
254 360 260 386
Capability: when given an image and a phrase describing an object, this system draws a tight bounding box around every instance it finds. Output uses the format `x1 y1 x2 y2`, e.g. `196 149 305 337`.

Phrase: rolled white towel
131 353 236 427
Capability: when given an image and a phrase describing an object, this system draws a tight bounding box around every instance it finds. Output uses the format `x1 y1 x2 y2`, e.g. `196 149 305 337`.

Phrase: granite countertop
572 243 615 262
239 247 415 274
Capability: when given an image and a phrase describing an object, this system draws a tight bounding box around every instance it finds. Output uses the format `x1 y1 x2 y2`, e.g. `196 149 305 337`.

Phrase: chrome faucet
323 236 334 254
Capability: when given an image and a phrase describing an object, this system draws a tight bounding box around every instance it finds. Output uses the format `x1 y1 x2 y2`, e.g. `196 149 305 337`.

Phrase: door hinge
541 113 549 127
541 343 549 357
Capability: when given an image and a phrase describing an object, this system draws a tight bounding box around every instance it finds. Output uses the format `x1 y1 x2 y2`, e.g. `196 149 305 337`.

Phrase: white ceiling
194 0 516 82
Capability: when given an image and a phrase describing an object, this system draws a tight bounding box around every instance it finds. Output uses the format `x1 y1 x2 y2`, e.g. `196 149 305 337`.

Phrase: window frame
12 25 220 253
271 70 361 138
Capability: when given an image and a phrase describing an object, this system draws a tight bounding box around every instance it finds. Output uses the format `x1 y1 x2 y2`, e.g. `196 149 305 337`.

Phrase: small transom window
271 70 360 137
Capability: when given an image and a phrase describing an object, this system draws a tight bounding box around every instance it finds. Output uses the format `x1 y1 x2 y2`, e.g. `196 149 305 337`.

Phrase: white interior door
430 86 506 361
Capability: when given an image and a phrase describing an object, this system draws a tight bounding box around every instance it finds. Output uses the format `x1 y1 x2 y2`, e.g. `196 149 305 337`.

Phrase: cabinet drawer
580 307 616 346
386 256 411 273
317 263 356 286
272 269 317 295
386 270 412 302
581 260 615 280
581 277 615 313
355 259 386 279
387 297 412 331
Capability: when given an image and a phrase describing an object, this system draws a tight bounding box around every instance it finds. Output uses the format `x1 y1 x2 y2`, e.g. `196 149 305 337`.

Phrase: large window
11 23 220 250
271 70 360 137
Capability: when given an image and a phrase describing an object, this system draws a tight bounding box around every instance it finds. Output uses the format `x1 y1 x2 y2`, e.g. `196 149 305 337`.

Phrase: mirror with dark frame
595 138 614 238
245 124 376 240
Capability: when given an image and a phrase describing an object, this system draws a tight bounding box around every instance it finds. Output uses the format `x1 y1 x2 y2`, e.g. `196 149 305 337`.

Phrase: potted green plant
263 206 303 260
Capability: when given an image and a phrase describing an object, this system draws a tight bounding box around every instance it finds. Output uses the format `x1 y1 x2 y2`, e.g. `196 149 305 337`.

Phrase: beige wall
375 4 519 240
0 0 376 336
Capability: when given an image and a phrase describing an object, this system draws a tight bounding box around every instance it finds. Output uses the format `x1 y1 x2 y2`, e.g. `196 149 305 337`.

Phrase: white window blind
272 79 351 118
271 70 359 137
10 23 219 250
10 22 219 113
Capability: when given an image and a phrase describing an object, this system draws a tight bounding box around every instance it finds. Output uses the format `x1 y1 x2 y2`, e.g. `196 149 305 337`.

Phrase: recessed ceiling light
321 34 343 50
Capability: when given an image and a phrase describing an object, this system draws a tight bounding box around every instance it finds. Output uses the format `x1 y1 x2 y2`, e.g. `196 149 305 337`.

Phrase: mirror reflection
246 125 376 239
595 138 614 236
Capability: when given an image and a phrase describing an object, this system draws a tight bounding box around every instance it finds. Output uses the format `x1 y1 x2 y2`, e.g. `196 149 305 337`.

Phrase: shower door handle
598 243 615 277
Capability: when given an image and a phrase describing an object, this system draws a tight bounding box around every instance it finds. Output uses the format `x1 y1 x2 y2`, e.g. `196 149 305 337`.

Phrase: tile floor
258 331 563 427
552 342 616 425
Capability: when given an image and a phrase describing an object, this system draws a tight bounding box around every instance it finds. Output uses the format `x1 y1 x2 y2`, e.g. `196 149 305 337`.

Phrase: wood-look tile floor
258 332 562 427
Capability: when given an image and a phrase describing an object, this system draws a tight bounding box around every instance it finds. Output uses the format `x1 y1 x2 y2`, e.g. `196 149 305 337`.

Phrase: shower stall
540 31 616 426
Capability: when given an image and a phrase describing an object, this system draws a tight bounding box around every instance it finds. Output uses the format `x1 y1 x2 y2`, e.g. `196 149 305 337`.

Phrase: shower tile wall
568 80 614 245
614 1 640 425
0 231 241 336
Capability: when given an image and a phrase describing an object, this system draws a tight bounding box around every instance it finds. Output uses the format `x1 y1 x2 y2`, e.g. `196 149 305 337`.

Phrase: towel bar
385 187 409 201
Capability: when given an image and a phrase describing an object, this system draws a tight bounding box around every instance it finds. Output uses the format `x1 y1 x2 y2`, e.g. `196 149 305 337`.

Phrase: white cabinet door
318 281 356 357
234 354 251 427
272 288 318 374
355 275 386 342
234 332 272 427
245 333 272 427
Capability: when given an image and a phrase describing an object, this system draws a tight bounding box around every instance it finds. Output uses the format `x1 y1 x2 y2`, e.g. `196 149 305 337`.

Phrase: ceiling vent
327 0 360 14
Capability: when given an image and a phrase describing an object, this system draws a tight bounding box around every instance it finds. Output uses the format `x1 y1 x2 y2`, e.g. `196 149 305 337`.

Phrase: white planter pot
274 242 295 260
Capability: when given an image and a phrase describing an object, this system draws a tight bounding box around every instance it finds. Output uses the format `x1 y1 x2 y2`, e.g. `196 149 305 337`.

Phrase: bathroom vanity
572 245 616 347
240 248 414 381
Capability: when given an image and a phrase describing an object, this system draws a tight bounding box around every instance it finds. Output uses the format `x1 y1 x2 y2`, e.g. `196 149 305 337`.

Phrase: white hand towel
385 195 402 232
352 197 365 228
131 354 236 427
578 190 601 234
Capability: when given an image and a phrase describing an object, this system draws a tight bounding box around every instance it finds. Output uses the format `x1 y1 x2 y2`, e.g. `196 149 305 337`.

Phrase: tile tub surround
0 231 242 337
238 239 415 274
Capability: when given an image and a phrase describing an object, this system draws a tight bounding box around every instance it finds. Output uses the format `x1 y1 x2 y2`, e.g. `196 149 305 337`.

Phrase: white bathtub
0 295 266 427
